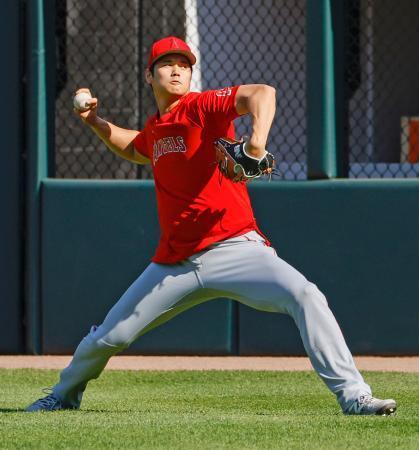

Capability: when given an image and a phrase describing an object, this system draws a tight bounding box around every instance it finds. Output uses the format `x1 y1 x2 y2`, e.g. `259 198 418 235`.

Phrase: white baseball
73 92 92 112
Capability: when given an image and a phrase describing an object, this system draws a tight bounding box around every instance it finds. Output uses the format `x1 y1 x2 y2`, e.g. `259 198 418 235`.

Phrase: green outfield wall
0 0 23 353
40 180 236 355
40 179 419 355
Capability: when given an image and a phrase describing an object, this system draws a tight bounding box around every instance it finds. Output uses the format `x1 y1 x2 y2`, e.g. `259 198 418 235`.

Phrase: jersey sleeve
195 86 241 127
133 131 149 159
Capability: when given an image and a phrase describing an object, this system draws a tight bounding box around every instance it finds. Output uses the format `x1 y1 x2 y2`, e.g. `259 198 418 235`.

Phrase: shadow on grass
80 408 140 413
0 408 25 412
0 407 115 414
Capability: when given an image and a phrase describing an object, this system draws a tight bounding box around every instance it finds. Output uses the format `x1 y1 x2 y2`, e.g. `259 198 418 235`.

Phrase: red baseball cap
147 36 197 69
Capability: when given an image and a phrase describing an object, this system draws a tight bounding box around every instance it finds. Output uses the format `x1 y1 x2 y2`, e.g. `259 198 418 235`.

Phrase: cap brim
149 50 196 68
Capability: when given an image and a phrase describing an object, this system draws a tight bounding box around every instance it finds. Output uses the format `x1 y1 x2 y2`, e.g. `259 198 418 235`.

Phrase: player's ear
145 68 153 85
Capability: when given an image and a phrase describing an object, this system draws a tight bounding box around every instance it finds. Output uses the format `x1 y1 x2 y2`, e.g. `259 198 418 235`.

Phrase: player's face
150 54 192 97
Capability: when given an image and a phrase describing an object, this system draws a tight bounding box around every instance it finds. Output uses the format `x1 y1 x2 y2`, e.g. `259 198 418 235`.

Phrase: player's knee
295 282 328 311
97 328 132 351
86 324 129 354
98 337 129 353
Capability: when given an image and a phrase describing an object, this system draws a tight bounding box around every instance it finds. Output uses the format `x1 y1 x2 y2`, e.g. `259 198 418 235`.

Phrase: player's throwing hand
73 88 98 124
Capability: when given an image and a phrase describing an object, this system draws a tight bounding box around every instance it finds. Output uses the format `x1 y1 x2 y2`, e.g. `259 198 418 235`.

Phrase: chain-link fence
53 0 307 180
346 0 419 178
54 0 141 179
53 0 419 180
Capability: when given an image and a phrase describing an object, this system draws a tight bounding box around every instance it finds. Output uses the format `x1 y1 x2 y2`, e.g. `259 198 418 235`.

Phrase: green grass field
0 370 418 449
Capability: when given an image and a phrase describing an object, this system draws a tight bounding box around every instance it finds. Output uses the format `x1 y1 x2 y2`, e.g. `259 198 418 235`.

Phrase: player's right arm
74 88 150 165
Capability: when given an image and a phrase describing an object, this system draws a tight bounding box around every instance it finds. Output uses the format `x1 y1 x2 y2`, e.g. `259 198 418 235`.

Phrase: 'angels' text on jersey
153 136 186 164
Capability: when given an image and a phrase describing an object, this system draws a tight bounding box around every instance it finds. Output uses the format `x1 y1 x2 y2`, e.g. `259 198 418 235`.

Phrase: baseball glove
214 137 275 182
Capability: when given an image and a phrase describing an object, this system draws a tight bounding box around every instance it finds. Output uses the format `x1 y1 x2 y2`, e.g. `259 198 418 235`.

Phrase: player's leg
198 231 373 413
28 259 210 410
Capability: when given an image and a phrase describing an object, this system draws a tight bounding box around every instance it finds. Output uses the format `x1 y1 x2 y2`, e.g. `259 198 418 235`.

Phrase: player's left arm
234 84 276 159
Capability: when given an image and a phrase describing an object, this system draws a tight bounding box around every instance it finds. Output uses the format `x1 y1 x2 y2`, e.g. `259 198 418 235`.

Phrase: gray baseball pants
53 231 371 412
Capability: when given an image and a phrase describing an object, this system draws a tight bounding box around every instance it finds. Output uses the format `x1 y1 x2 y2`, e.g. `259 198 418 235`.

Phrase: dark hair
150 62 157 76
149 57 192 77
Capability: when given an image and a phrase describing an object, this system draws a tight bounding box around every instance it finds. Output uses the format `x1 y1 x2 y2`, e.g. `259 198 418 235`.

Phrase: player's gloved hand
214 137 275 182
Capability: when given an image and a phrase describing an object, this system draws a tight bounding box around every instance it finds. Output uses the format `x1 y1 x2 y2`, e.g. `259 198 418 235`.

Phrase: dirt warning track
0 356 418 372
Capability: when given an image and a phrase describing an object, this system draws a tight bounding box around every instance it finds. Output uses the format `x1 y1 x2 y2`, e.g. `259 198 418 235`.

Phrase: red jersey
133 85 264 263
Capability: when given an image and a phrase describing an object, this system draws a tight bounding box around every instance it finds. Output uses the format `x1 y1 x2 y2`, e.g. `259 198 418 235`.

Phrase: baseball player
26 37 396 415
